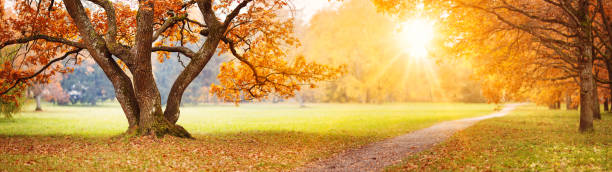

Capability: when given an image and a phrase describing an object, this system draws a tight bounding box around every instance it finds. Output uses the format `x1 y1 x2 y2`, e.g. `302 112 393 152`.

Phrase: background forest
22 0 485 108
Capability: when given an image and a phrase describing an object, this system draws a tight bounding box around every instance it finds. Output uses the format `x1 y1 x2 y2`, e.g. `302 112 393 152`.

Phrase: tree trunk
604 97 609 112
131 0 191 138
163 3 224 124
35 94 42 111
579 62 595 132
163 39 218 124
577 0 595 132
606 57 612 112
591 79 601 120
566 93 572 110
61 0 244 138
64 0 142 135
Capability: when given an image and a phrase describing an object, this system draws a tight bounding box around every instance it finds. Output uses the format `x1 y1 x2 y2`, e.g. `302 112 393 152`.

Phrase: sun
399 18 435 59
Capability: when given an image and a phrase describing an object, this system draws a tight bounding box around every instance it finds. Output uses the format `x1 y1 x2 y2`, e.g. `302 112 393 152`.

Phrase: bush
0 85 26 118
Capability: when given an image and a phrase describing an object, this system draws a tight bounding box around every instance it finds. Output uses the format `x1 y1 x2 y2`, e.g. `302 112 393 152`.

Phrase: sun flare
399 18 435 59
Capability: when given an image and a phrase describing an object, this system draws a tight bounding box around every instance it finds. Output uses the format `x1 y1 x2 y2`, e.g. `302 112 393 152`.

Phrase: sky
4 0 338 23
291 0 340 22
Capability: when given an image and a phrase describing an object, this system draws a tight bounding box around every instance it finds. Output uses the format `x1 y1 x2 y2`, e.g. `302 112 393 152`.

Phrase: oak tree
0 0 342 138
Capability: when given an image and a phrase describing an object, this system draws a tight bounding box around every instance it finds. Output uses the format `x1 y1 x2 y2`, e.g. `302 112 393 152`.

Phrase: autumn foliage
0 0 342 137
372 0 612 132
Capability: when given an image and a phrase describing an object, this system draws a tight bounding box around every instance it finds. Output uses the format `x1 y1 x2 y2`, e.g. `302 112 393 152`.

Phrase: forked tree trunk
130 0 191 138
162 2 223 125
64 0 191 138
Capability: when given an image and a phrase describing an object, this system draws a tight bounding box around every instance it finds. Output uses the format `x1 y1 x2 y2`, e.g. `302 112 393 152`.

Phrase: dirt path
298 103 522 172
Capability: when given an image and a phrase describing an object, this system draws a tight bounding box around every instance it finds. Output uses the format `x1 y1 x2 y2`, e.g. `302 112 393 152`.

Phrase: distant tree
154 53 224 105
61 63 115 105
302 0 485 103
42 81 70 105
31 84 44 111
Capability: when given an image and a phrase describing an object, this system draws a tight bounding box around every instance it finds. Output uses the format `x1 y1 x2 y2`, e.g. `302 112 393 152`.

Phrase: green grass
0 102 496 137
0 102 496 171
387 104 612 171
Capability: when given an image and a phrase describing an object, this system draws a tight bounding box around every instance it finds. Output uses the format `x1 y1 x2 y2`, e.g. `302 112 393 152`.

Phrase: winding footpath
299 103 523 172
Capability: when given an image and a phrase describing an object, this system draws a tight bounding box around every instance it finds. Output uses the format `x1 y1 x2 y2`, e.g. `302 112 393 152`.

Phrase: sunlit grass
0 102 496 137
387 104 612 171
0 102 496 171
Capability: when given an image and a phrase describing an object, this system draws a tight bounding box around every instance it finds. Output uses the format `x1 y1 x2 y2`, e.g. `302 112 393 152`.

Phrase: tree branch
0 48 83 95
223 0 253 28
221 37 259 83
197 0 221 27
85 0 118 42
0 35 85 49
152 14 188 41
152 46 196 58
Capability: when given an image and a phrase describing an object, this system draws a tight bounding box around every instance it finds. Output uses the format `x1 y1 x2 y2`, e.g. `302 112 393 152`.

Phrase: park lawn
387 104 612 171
0 102 496 171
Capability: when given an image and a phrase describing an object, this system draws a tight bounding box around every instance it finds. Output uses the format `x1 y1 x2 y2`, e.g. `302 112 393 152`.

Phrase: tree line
372 0 612 132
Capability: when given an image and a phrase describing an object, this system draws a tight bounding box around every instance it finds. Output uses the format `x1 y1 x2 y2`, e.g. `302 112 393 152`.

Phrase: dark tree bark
63 0 192 137
578 61 595 132
63 0 144 135
163 0 248 124
577 0 595 132
609 63 612 113
598 0 612 114
606 59 612 112
604 97 609 112
163 29 220 124
591 79 601 120
128 0 191 137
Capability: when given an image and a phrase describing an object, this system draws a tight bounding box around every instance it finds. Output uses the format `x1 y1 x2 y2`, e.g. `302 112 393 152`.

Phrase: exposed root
117 123 193 139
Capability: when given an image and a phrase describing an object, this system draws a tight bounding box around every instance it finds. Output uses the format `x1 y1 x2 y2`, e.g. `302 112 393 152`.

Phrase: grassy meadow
0 102 496 171
387 105 612 171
